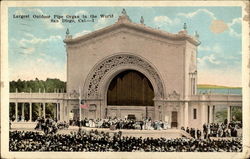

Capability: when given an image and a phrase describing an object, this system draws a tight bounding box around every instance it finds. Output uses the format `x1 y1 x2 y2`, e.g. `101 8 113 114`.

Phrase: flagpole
79 87 82 127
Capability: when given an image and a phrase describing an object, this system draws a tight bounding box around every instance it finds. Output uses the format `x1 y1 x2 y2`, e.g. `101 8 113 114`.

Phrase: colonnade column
43 103 46 118
227 106 231 124
212 105 215 123
29 102 32 122
59 101 64 121
56 102 59 121
201 102 207 125
22 103 25 121
15 102 18 122
39 103 41 117
184 102 189 128
209 105 213 123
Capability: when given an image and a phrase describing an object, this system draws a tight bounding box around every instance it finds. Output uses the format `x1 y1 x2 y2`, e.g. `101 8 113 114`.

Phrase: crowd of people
69 117 171 130
202 122 240 139
181 122 241 139
35 117 69 134
181 127 202 139
9 129 242 152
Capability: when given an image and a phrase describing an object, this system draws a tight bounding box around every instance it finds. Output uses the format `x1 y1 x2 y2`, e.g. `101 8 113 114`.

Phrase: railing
9 93 67 99
189 94 242 104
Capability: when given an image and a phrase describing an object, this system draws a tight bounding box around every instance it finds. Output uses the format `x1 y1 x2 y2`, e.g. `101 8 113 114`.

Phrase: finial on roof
117 8 131 23
178 23 188 34
140 16 144 25
122 8 127 15
65 28 72 39
195 31 199 38
183 23 187 30
66 28 70 35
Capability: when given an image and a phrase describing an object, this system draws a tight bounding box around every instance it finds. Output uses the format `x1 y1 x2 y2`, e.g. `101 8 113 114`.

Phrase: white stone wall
188 102 202 129
184 41 198 97
67 28 188 99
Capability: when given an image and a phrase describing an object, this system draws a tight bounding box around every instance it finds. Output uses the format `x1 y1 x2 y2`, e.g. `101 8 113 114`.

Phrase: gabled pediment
64 9 200 46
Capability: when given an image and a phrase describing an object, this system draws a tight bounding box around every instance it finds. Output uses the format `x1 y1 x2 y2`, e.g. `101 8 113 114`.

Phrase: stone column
59 101 64 121
53 103 56 120
227 106 231 124
212 105 215 123
29 102 32 122
22 103 25 121
39 103 41 117
179 103 183 127
201 102 207 126
56 102 59 121
43 103 46 119
209 105 213 123
15 102 18 122
184 102 189 128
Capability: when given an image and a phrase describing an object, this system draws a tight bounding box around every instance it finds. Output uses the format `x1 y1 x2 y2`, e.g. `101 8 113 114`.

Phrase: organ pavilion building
10 9 241 129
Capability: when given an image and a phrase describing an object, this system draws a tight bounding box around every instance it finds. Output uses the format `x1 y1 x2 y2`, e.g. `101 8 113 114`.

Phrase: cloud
227 17 241 38
39 52 48 57
45 19 64 29
36 58 44 63
12 34 62 55
153 16 180 27
93 17 115 30
14 10 26 15
197 44 226 68
198 54 221 65
27 8 44 14
177 8 241 38
74 30 91 38
198 44 222 53
198 46 211 52
19 33 62 47
94 18 109 30
198 68 241 87
75 10 88 16
21 47 35 54
210 20 228 34
177 9 216 20
9 57 66 81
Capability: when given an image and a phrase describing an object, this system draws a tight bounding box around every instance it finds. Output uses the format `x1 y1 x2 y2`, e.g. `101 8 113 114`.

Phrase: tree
231 107 242 122
9 78 66 121
215 109 227 123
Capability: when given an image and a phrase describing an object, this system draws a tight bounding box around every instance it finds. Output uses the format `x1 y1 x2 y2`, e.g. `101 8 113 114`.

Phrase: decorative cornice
64 19 200 46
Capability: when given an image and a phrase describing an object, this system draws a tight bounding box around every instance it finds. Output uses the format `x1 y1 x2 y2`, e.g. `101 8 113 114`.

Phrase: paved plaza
10 122 190 139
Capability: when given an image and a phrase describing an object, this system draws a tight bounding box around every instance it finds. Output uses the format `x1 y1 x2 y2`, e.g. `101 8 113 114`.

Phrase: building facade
10 9 242 129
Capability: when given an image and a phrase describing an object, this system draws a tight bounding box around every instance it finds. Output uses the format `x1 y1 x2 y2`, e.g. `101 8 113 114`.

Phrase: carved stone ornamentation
69 90 79 99
85 54 164 99
167 90 180 100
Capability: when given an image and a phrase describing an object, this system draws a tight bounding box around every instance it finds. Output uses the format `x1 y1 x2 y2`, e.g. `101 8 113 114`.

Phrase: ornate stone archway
82 53 166 119
83 53 165 101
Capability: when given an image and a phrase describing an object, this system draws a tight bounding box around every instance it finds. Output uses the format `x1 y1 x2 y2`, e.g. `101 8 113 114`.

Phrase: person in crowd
34 117 68 134
74 117 171 131
9 130 242 152
201 122 239 139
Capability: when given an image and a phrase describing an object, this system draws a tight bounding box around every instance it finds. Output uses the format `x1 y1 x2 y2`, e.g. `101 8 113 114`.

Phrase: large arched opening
106 70 155 120
83 53 166 120
107 70 154 106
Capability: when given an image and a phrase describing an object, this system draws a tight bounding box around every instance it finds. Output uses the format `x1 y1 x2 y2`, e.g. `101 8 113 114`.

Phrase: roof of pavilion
64 9 200 46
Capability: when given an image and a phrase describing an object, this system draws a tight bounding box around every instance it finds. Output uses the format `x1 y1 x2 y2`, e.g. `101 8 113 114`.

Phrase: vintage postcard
1 1 249 159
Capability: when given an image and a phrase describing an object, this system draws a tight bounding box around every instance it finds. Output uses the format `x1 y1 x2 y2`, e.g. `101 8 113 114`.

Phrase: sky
8 7 242 87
